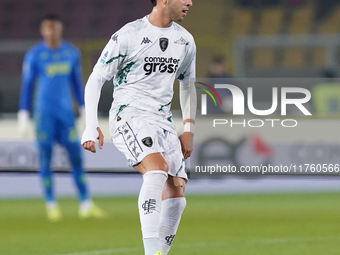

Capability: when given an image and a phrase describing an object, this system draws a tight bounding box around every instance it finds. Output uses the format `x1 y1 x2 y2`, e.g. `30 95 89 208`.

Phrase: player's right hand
179 132 193 159
81 127 104 153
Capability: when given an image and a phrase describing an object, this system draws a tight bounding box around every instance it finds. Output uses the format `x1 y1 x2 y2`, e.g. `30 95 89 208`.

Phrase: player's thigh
35 112 56 144
56 115 80 147
111 117 168 172
163 132 188 181
134 152 168 175
56 116 82 161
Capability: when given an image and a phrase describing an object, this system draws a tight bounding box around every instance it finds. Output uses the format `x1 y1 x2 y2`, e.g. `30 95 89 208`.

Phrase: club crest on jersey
159 38 169 52
142 137 153 147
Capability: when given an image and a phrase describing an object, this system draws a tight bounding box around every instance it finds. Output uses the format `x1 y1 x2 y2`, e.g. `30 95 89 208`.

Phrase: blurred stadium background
2 0 340 254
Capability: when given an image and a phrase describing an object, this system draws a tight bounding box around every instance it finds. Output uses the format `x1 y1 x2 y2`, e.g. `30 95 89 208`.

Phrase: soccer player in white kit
81 1 196 254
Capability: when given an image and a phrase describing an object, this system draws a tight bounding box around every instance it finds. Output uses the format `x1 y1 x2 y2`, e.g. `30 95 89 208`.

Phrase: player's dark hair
150 0 157 6
40 14 62 24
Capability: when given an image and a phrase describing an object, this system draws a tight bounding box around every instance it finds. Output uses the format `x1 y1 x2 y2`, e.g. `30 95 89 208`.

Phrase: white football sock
79 199 93 212
158 197 187 255
46 201 58 209
138 170 168 255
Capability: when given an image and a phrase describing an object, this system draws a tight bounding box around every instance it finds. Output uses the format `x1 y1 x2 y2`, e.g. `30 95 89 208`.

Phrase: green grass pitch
1 192 340 255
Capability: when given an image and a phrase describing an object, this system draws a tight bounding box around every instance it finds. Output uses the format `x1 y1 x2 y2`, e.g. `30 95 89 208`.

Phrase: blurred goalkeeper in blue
18 14 105 222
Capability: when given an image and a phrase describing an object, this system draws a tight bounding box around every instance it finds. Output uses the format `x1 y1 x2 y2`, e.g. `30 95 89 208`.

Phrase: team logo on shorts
142 137 153 147
159 38 169 52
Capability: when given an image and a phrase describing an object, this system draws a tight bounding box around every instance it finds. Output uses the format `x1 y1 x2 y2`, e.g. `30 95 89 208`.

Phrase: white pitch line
54 236 340 255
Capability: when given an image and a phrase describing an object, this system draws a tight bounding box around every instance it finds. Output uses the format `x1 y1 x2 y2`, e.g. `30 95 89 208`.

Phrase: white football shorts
110 115 187 180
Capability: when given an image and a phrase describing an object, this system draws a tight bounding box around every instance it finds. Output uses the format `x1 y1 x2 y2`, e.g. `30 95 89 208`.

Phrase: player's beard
165 1 186 23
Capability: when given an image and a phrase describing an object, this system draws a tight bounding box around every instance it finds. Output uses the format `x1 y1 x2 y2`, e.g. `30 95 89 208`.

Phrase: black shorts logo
159 38 168 52
142 137 153 147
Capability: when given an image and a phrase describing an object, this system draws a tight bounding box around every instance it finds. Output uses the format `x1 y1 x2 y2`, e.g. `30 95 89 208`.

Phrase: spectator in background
208 55 231 79
315 0 340 21
18 14 106 222
206 55 233 114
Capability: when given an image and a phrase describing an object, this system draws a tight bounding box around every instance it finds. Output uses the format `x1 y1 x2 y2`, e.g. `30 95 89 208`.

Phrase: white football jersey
93 16 196 133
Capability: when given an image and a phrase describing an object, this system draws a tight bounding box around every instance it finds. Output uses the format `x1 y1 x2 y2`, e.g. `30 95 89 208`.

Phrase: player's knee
38 142 53 167
173 177 186 188
65 141 81 154
163 178 185 199
38 140 53 151
139 161 168 175
143 162 168 173
69 154 82 168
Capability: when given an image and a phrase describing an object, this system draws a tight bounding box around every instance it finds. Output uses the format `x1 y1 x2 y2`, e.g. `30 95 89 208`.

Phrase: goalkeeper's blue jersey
19 40 84 115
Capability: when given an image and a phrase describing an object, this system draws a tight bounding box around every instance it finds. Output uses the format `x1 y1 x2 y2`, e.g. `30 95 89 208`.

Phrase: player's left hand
179 132 193 159
17 110 31 138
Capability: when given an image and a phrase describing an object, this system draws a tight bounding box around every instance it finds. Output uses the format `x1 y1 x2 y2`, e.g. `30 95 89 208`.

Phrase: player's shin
158 197 186 254
138 170 168 255
39 143 54 203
